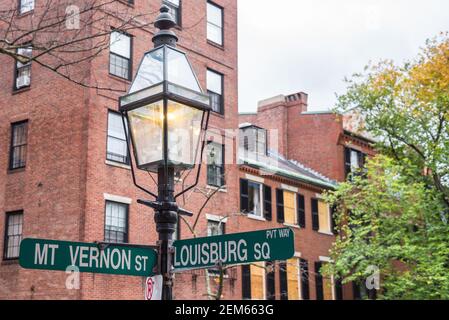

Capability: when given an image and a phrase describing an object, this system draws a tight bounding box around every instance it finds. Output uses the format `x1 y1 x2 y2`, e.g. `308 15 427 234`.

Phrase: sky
238 0 449 112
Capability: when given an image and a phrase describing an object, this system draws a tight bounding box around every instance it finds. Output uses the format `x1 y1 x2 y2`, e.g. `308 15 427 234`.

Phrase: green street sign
19 238 157 277
173 227 295 271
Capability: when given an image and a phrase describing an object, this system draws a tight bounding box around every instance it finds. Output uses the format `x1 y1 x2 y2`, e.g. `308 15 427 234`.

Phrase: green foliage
324 34 449 300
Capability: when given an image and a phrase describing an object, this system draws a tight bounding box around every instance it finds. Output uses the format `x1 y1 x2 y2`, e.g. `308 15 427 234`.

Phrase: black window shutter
352 282 361 300
266 261 276 300
311 199 320 231
335 278 343 300
276 189 284 223
344 147 351 178
297 194 305 228
300 259 310 300
242 265 251 300
330 205 338 235
279 261 288 300
315 262 324 300
263 185 272 221
240 179 249 214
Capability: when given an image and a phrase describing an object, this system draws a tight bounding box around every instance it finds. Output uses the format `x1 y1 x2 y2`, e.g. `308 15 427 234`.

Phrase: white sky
238 0 449 112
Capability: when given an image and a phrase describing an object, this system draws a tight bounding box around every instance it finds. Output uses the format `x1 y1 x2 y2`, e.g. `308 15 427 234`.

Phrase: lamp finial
152 5 178 47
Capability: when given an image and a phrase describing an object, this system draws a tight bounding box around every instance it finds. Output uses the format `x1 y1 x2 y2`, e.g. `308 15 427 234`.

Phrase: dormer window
239 125 267 158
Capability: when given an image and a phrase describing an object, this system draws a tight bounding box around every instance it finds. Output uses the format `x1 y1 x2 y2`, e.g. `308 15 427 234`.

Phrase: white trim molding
281 184 299 193
206 214 228 224
245 174 265 184
319 256 332 263
105 160 131 170
294 252 302 258
103 193 132 204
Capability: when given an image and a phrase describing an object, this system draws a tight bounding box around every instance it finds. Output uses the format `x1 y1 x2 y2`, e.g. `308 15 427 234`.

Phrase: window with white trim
207 2 223 45
107 111 129 165
207 69 224 114
15 46 32 90
109 31 132 80
104 201 128 243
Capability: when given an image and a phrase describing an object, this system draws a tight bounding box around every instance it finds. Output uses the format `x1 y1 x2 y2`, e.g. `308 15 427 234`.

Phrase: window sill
318 230 335 236
105 160 131 170
118 0 134 8
210 111 225 119
17 10 34 18
108 73 132 85
12 86 31 95
8 167 26 174
1 259 19 266
247 214 266 222
207 40 225 51
283 223 301 230
206 185 227 193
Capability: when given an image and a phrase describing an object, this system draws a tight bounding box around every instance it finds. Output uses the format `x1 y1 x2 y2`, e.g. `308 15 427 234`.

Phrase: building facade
0 0 374 300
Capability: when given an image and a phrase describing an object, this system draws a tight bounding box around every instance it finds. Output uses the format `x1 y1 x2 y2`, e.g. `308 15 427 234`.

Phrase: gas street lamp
119 6 210 300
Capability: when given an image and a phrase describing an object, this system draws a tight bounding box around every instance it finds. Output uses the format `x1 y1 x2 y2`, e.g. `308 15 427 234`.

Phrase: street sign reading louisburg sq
173 228 295 271
19 238 157 277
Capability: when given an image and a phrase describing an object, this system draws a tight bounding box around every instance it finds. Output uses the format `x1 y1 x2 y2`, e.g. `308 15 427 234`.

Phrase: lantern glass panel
127 101 164 168
129 48 164 93
167 100 203 168
166 47 201 92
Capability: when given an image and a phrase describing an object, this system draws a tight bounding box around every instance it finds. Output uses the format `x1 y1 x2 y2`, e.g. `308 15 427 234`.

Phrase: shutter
344 147 351 178
279 261 288 300
240 179 249 214
276 189 284 223
358 151 366 168
330 205 338 235
297 194 305 228
266 261 276 300
300 259 310 300
242 265 251 300
311 199 319 231
335 278 343 300
315 262 324 300
263 185 272 221
352 282 361 300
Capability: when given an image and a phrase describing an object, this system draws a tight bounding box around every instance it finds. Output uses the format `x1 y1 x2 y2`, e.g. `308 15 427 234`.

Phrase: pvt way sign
173 227 295 271
19 238 157 277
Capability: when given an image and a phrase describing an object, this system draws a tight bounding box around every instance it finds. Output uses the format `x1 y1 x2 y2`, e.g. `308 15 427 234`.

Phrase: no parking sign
145 275 162 300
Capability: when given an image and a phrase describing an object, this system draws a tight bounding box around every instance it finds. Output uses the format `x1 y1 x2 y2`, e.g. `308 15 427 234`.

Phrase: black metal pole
155 167 177 300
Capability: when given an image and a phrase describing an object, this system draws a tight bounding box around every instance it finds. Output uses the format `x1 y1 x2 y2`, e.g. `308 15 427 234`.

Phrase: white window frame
206 1 223 46
247 180 264 219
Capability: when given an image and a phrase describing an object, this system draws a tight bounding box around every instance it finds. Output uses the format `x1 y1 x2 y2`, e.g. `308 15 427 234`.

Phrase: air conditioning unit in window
16 76 30 89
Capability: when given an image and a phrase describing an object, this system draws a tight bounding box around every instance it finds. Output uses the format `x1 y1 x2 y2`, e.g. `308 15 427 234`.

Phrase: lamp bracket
137 199 193 217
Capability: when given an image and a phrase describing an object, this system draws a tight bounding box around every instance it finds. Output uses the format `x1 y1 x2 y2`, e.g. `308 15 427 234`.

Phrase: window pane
250 262 265 300
5 213 23 259
207 23 223 45
20 0 34 14
207 3 222 27
284 191 296 225
110 32 131 59
110 53 130 79
207 70 222 94
248 182 262 216
105 202 128 243
318 200 330 233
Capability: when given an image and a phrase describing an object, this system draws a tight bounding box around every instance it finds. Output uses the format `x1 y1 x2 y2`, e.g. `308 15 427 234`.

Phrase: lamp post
119 6 210 300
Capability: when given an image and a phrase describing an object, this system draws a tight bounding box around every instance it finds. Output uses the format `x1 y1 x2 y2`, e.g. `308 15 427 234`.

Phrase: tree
0 0 155 91
324 34 449 299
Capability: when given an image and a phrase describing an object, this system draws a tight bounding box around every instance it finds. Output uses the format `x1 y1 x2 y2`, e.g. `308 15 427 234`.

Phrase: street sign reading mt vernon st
173 227 295 271
19 238 157 277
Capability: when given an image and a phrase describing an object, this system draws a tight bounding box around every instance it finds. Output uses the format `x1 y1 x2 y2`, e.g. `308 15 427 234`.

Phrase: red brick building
0 0 374 300
237 92 375 300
